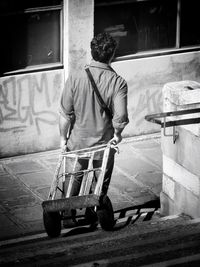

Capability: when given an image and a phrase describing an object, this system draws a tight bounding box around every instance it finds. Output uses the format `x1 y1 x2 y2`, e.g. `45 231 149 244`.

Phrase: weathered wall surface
160 80 200 218
112 52 200 137
0 70 64 157
0 0 94 158
1 0 200 157
67 0 93 72
1 52 200 157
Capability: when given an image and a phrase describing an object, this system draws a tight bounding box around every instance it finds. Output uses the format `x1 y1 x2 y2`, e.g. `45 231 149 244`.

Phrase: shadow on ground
62 198 160 237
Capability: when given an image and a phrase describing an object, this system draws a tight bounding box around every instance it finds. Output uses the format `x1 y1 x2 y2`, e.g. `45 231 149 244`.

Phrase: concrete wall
66 0 93 74
1 0 200 157
0 0 94 157
0 70 64 157
113 52 200 137
160 80 200 218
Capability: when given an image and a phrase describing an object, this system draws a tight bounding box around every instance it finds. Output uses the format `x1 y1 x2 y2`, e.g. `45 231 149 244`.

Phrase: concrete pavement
0 133 162 241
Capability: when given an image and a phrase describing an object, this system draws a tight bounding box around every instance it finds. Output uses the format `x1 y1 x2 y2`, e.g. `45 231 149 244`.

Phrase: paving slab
19 171 53 189
0 134 162 240
12 204 43 223
5 160 46 174
135 172 162 194
0 213 23 240
36 186 51 200
0 173 16 188
115 146 158 177
130 139 162 170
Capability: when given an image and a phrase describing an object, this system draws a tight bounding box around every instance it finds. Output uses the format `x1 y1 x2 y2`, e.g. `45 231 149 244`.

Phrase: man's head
90 32 117 64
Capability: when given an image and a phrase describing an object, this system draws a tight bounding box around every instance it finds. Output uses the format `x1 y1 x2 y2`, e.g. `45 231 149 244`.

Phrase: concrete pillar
160 80 200 218
63 0 94 81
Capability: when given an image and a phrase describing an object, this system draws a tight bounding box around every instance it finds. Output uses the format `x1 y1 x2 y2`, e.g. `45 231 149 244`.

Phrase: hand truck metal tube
42 143 116 237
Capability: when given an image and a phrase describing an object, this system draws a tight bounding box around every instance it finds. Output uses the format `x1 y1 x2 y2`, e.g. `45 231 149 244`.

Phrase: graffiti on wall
0 72 62 134
132 88 162 127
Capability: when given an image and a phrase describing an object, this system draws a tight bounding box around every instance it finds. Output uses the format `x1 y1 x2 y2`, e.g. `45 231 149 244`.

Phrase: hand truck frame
42 143 116 237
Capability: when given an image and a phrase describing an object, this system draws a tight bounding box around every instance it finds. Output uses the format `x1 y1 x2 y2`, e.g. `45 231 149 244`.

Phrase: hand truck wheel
43 210 61 238
97 195 115 231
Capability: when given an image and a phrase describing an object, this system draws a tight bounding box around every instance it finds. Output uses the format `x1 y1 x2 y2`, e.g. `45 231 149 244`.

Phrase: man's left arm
111 82 129 144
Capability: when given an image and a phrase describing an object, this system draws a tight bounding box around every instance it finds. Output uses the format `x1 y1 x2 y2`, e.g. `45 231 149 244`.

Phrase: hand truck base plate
42 194 99 213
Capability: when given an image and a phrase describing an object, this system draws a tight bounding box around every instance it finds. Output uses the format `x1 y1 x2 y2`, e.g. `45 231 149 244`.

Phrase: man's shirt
60 60 129 151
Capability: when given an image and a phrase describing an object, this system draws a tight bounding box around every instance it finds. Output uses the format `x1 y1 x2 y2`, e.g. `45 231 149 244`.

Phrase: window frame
2 4 63 76
95 0 200 62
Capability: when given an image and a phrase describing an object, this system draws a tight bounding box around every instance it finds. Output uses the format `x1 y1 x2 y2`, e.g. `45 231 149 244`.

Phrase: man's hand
110 133 122 145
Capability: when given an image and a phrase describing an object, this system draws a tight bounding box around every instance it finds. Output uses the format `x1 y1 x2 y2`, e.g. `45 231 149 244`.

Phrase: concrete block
163 154 199 196
162 173 175 200
174 182 200 218
160 191 176 216
163 80 200 106
162 127 200 176
161 80 200 218
162 81 200 136
178 87 200 105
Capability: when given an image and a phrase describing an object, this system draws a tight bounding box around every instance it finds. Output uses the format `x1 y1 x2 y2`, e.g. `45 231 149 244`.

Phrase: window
94 0 200 58
0 0 62 75
180 0 200 47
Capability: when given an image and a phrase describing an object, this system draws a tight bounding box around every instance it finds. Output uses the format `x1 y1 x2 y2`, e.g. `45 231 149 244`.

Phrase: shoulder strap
85 68 112 119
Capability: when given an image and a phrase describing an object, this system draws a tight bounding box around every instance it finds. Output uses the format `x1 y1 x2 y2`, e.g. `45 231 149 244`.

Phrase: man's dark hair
90 32 117 63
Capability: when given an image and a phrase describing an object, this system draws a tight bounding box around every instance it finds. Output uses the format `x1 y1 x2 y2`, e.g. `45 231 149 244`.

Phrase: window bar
60 7 63 64
24 5 62 13
176 0 181 48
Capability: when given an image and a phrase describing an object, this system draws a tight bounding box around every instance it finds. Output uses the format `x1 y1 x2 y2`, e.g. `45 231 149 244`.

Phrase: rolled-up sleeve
59 75 74 121
112 81 129 130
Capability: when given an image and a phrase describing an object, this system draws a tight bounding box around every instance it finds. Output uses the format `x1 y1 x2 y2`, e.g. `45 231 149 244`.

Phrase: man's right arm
59 74 74 150
59 114 71 149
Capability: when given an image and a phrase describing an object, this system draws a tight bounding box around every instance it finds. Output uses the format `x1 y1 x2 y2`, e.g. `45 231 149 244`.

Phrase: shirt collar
89 60 113 71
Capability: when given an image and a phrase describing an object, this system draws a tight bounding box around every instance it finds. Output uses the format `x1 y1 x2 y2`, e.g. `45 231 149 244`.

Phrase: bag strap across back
85 67 112 119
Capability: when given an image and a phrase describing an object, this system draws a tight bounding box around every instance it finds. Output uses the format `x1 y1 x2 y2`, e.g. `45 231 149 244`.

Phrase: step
1 214 200 266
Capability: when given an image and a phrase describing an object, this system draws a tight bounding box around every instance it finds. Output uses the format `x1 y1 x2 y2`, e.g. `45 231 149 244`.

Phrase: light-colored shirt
60 60 129 151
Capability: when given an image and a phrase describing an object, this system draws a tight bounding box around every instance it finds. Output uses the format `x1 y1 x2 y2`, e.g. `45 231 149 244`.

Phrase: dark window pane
0 0 62 75
95 0 177 57
180 0 200 47
26 10 61 66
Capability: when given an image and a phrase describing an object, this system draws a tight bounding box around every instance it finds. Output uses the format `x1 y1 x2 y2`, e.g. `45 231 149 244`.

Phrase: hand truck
42 143 116 237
